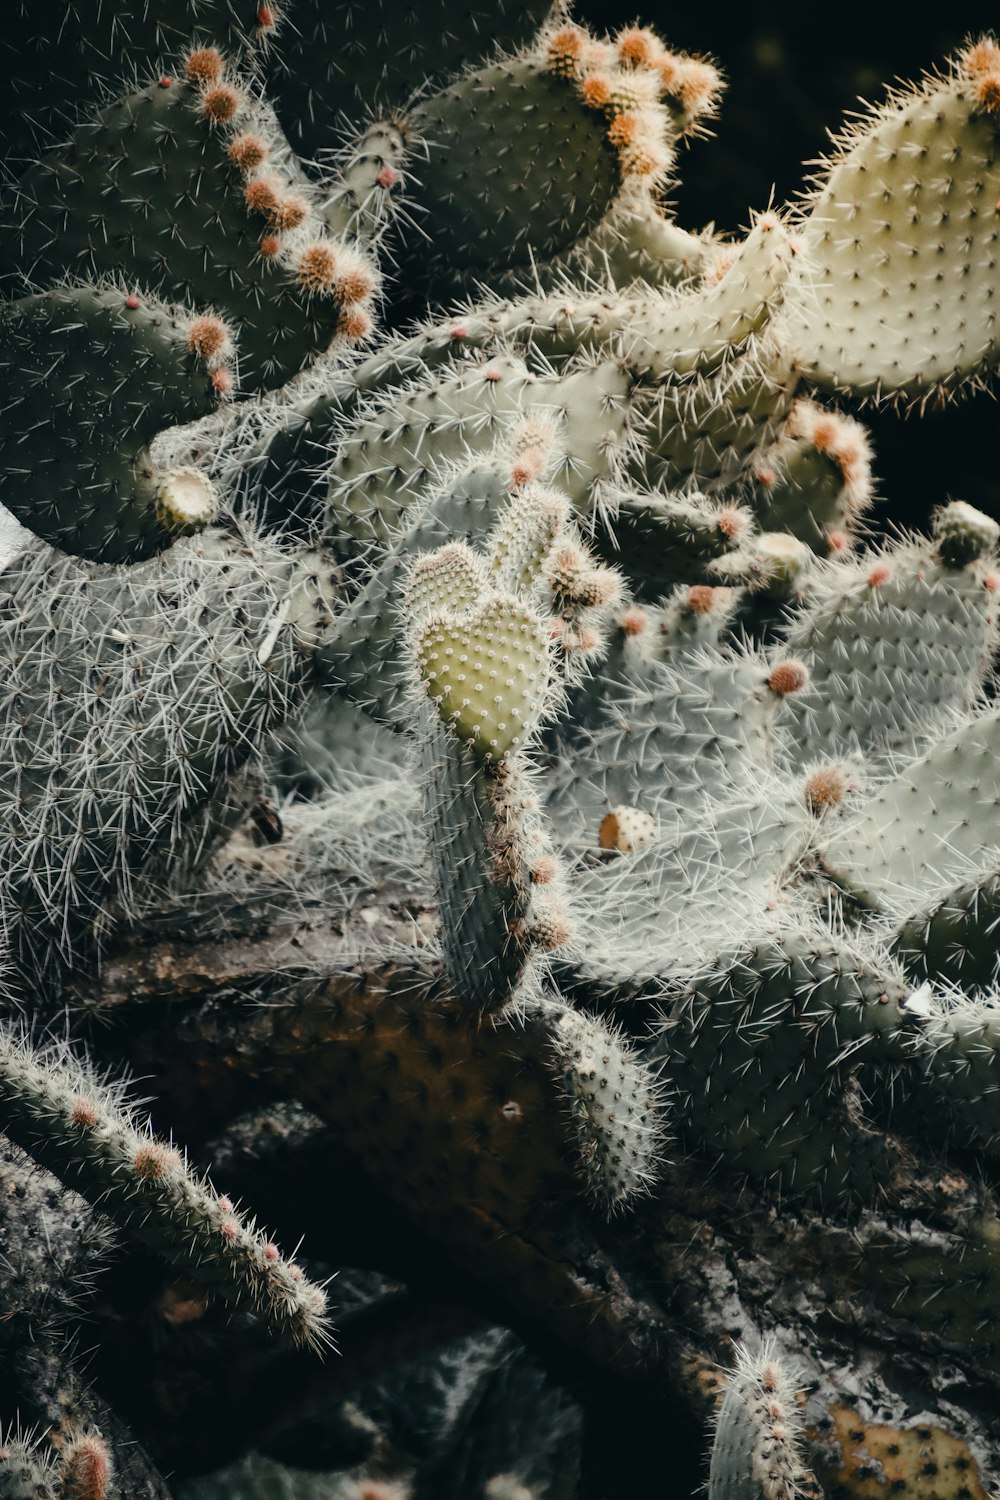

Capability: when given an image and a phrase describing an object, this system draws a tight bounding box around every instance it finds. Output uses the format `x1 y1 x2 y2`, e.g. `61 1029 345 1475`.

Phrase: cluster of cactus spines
0 1027 330 1349
1 1429 113 1500
708 1343 808 1500
5 4 1000 1496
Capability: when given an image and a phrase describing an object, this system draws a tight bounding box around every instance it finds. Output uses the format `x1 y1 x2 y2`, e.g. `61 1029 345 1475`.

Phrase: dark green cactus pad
0 286 224 563
0 68 366 390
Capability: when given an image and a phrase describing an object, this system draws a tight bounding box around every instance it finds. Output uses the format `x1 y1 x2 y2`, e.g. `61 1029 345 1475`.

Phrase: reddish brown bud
617 26 659 66
61 1435 111 1500
70 1097 100 1129
133 1142 180 1181
335 263 377 305
201 83 241 125
296 242 338 293
580 73 613 109
977 73 1000 111
768 660 809 696
805 766 850 812
338 307 373 341
185 47 224 85
186 314 232 365
618 605 648 636
685 585 717 615
227 132 268 173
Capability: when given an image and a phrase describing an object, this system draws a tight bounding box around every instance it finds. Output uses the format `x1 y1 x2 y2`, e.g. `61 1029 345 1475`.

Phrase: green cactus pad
0 1028 330 1348
652 927 911 1197
316 459 514 721
0 63 371 389
547 1000 663 1213
264 0 553 153
3 0 268 163
601 488 752 599
401 53 624 285
416 598 550 761
420 720 548 1012
0 527 326 977
747 399 873 554
891 865 1000 994
0 286 225 564
784 48 1000 402
635 337 800 493
622 214 797 381
326 355 631 560
709 1344 806 1500
783 530 1000 768
905 990 1000 1152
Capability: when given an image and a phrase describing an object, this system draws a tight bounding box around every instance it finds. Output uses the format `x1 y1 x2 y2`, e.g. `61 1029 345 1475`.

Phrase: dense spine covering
3 10 1000 1500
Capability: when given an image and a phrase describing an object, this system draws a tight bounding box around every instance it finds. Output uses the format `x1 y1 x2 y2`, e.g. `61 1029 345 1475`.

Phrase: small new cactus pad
415 599 550 762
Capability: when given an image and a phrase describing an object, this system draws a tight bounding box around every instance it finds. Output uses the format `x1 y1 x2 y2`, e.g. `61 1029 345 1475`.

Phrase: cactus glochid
4 9 1000 1500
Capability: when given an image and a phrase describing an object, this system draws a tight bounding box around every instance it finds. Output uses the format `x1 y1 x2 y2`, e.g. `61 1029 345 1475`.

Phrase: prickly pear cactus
3 9 1000 1500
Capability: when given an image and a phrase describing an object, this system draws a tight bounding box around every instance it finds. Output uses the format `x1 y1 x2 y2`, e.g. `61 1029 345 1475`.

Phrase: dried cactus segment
58 1436 112 1500
0 1029 331 1349
0 286 227 564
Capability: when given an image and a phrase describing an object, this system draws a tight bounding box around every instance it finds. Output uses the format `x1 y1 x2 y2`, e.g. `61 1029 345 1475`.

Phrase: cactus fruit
6 11 1000 1500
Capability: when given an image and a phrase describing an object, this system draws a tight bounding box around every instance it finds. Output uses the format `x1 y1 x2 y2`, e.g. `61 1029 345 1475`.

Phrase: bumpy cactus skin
5 9 1000 1500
